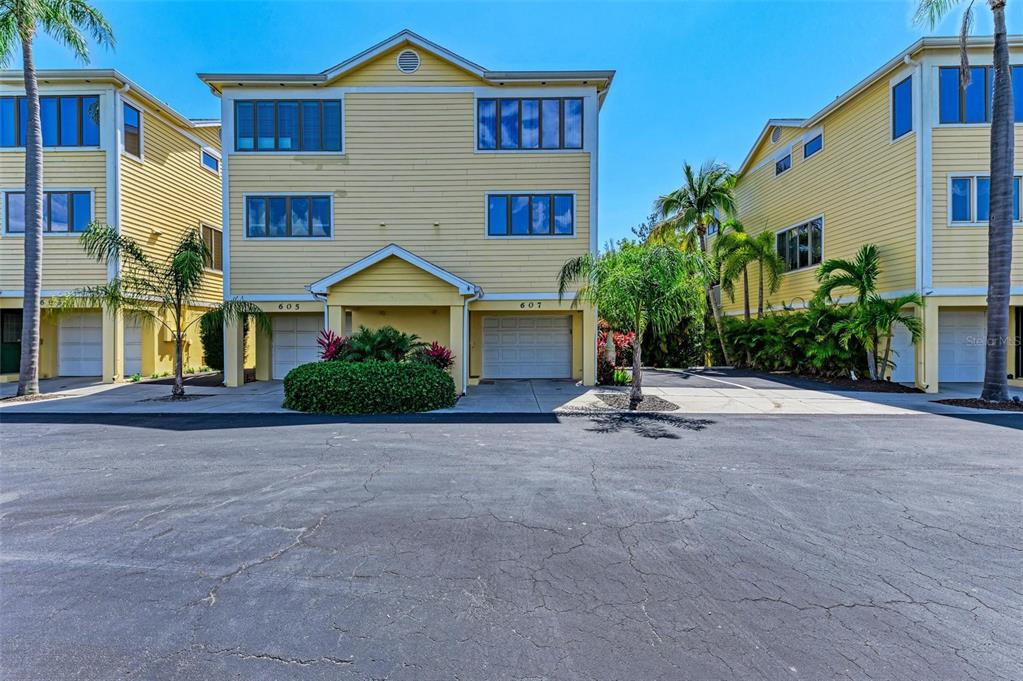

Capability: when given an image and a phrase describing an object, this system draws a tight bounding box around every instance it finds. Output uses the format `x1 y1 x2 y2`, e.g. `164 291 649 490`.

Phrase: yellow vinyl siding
0 150 108 290
228 91 590 296
331 45 485 86
731 77 917 313
192 125 221 149
930 126 1023 288
120 107 223 303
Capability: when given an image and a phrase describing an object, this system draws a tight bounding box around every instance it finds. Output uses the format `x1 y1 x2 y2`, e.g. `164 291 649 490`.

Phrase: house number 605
278 303 301 310
520 302 542 309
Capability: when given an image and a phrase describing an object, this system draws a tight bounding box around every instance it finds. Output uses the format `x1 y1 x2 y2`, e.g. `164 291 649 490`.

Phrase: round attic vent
770 127 781 143
396 49 421 74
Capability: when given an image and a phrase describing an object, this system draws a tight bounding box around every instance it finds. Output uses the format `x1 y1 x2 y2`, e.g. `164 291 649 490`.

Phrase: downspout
309 289 329 329
462 286 482 395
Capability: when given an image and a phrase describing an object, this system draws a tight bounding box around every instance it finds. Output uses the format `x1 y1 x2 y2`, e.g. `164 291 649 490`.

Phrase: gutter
462 287 483 395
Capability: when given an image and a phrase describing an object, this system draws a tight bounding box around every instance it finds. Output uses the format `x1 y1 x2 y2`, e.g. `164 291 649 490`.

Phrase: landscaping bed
933 398 1023 412
767 373 923 393
596 393 679 412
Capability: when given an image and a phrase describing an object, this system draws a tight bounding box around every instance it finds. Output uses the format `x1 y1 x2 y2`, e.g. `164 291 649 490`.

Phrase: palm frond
38 0 114 62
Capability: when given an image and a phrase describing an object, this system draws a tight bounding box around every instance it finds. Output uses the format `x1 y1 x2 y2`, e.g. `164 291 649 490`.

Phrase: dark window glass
40 97 58 146
940 66 992 124
541 99 560 149
776 232 786 265
563 98 583 149
71 192 91 231
82 96 100 145
246 195 330 237
5 192 25 233
775 154 791 175
3 191 90 233
1015 178 1020 222
951 177 972 221
256 102 275 150
487 195 507 235
510 195 529 234
797 223 810 268
310 197 331 236
553 195 574 234
322 101 342 151
49 192 69 232
268 197 287 236
803 133 823 158
786 229 799 270
301 101 321 150
964 66 988 123
123 102 141 156
18 98 27 146
499 100 519 149
59 97 79 146
201 225 223 270
246 197 266 236
810 219 823 264
0 98 15 147
530 195 550 234
236 102 254 150
521 99 539 149
290 197 310 236
977 177 990 222
478 99 497 150
1014 67 1023 122
939 67 961 123
277 102 299 150
892 76 913 139
201 151 219 172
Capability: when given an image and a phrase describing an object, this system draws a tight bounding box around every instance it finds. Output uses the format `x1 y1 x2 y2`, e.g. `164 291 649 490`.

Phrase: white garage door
483 316 572 379
888 323 916 383
59 312 103 376
272 314 322 380
939 310 986 383
124 318 142 377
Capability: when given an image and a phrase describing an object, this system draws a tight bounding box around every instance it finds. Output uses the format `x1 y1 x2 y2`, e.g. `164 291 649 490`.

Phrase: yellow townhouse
0 70 223 383
199 30 613 393
728 36 1023 393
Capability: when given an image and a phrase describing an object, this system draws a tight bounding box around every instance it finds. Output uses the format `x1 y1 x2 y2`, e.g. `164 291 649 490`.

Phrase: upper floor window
803 133 823 159
0 95 99 148
487 193 574 236
775 153 791 175
123 102 142 157
201 224 223 270
245 195 331 238
4 190 92 234
201 150 219 173
234 100 342 152
776 217 822 272
477 98 583 151
950 174 1021 224
892 76 913 139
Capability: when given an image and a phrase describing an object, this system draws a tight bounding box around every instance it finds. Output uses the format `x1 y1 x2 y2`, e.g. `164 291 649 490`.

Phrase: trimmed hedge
282 360 457 414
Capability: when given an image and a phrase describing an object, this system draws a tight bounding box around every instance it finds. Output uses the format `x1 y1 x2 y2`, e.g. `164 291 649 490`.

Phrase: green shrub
199 314 249 371
283 360 456 414
342 325 426 362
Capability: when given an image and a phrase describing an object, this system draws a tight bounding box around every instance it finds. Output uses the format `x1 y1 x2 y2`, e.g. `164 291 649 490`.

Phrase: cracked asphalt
1 411 1021 680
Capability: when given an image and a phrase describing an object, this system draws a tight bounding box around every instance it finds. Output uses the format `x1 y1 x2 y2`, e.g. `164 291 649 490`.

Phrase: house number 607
520 302 542 309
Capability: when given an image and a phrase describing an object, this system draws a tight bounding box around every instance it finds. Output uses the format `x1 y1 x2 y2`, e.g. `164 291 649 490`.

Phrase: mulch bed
774 374 923 394
136 394 214 403
596 393 679 412
934 398 1023 412
0 393 68 403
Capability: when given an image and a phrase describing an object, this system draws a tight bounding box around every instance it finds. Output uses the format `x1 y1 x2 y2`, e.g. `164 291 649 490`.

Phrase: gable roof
307 243 479 296
198 29 614 102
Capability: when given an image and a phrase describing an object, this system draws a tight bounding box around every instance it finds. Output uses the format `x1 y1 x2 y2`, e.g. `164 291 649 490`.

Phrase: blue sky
26 0 1000 243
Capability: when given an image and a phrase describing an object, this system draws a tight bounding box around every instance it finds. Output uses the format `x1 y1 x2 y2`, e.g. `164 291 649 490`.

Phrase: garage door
888 323 915 383
272 314 321 380
59 312 103 376
939 310 986 382
124 318 142 377
483 316 572 379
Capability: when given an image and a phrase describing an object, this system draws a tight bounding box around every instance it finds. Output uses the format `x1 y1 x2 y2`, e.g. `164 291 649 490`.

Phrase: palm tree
714 220 785 321
916 0 1013 402
52 225 268 398
1 0 114 396
558 241 705 409
839 293 924 382
651 161 736 365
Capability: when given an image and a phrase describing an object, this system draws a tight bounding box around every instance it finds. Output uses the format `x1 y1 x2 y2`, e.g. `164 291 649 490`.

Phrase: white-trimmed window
123 102 142 158
3 190 92 234
234 100 342 152
775 153 792 176
949 174 1021 224
486 193 574 236
201 224 223 270
891 76 912 139
776 216 823 272
0 94 100 147
201 150 220 174
245 195 331 238
803 133 823 159
477 98 583 151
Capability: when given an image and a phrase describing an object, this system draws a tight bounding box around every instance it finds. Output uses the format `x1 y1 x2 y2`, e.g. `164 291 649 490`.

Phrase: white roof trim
307 243 478 295
322 29 487 81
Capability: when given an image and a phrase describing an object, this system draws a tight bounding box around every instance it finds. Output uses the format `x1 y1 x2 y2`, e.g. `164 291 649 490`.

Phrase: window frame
201 223 224 271
774 152 792 176
476 97 585 152
938 65 992 125
2 189 94 235
484 192 577 238
0 94 100 149
122 101 143 160
200 149 221 175
232 99 344 154
802 132 823 159
775 215 824 274
947 173 1023 227
891 75 913 140
242 193 334 240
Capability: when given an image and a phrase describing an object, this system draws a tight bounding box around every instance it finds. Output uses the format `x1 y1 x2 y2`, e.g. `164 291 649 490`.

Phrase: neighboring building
729 36 1023 392
0 70 223 382
199 30 612 392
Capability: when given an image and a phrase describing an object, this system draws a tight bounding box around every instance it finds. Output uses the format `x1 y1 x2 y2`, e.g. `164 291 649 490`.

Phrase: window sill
948 221 1023 228
1 146 102 152
781 264 820 276
243 236 334 241
232 150 344 156
122 151 144 163
485 234 577 239
475 148 586 155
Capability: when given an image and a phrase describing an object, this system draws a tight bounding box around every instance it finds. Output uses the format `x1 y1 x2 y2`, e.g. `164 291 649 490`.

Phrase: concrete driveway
1 411 1020 680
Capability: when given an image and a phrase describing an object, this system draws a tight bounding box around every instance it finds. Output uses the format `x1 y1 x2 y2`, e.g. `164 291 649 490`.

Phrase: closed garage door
939 310 986 382
59 312 103 376
124 318 142 377
483 316 572 379
272 314 321 380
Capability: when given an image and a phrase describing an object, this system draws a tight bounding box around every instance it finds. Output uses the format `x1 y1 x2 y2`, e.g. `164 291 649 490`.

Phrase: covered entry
483 315 572 379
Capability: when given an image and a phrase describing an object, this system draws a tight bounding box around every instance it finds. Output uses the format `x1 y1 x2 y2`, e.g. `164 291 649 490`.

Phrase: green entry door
1 310 23 374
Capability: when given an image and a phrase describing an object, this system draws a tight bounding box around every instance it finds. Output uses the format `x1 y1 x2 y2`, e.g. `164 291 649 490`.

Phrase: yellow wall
0 150 108 290
349 306 452 347
120 105 223 304
332 44 485 87
730 75 917 314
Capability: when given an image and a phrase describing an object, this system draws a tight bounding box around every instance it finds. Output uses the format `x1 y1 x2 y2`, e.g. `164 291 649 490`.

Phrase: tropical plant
814 244 885 378
916 0 1014 402
52 225 268 397
651 161 736 364
283 360 456 415
837 293 924 381
341 325 426 363
597 329 635 384
714 219 786 320
411 341 455 371
316 329 349 361
558 241 705 409
1 0 114 396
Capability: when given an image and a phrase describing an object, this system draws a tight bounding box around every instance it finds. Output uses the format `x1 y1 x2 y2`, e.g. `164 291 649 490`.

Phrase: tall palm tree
558 242 705 409
714 220 785 321
0 0 114 396
916 0 1013 402
839 293 925 382
815 244 884 379
651 161 736 365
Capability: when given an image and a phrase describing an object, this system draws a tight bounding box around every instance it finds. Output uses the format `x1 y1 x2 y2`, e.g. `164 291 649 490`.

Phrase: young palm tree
1 0 114 396
651 161 737 365
839 293 925 382
713 220 785 322
53 225 268 398
748 231 785 318
916 0 1013 401
558 241 705 409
